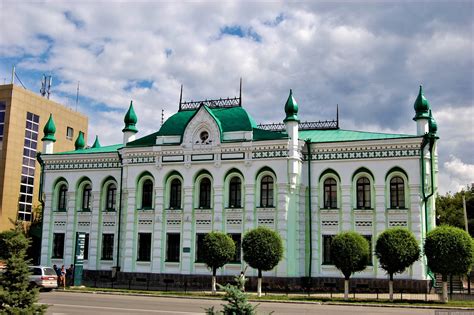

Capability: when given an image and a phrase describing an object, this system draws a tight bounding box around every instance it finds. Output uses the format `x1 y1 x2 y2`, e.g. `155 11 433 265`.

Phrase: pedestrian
60 265 66 289
53 264 60 286
238 271 246 292
67 264 74 286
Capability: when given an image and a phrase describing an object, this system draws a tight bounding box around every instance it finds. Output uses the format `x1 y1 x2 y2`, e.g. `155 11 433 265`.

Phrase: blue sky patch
219 25 262 42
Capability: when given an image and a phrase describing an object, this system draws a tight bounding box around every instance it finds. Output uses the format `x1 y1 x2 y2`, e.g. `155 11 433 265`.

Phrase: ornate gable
182 106 221 149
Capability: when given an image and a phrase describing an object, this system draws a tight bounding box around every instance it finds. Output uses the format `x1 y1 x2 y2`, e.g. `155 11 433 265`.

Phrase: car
29 266 58 291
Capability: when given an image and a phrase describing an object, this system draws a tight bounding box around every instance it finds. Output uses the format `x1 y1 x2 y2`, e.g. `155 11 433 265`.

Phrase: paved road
39 291 437 315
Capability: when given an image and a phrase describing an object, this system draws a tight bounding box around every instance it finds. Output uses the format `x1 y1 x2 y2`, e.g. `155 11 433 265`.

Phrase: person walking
66 264 74 286
60 265 66 289
53 264 60 286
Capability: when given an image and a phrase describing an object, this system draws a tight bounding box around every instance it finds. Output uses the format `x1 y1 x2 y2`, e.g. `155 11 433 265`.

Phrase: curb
58 289 474 310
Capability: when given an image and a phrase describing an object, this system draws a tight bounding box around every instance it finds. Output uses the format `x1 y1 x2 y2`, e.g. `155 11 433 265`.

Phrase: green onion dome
123 100 138 133
413 85 431 120
91 135 101 148
75 131 85 150
283 89 299 122
42 113 56 142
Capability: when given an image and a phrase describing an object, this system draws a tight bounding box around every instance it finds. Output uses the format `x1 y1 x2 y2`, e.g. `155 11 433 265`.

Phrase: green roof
123 101 138 133
284 89 299 122
252 128 288 141
54 144 123 155
413 85 431 120
300 129 418 143
128 105 260 147
74 131 85 150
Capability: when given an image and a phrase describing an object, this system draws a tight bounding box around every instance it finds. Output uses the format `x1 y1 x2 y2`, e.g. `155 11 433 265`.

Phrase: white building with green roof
38 86 438 291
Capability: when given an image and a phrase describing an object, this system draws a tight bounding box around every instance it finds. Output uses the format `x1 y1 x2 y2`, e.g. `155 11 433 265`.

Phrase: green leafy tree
436 187 474 236
202 232 236 294
424 225 474 302
0 228 47 314
330 231 370 300
375 228 420 301
242 226 283 297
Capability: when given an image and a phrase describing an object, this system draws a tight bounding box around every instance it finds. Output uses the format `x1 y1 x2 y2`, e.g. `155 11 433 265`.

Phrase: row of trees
201 226 283 297
331 226 474 302
200 225 473 303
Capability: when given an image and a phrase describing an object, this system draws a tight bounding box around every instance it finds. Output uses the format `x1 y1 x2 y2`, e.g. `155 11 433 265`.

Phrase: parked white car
29 266 57 291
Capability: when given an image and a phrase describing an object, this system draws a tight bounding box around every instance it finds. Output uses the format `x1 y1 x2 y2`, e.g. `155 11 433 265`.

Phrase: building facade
39 86 438 286
0 84 88 231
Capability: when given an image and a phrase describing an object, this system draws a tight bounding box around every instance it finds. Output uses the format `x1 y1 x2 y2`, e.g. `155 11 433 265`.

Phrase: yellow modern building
0 84 88 231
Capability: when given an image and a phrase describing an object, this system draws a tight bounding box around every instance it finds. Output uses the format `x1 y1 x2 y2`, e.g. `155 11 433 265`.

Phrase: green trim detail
351 167 375 182
384 166 409 182
318 168 341 183
42 113 56 142
300 129 418 143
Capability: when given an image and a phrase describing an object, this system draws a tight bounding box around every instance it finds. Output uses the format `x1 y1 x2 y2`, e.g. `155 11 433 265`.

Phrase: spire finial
179 84 183 111
239 77 242 106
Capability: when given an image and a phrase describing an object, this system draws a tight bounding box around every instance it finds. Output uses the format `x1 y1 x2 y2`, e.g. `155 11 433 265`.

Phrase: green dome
91 135 101 148
429 111 438 134
75 131 85 150
413 85 431 120
42 113 56 142
123 100 138 133
283 89 299 122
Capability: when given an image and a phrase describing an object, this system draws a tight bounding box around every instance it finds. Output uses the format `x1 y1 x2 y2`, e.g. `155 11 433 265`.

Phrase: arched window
142 179 153 209
229 177 241 208
58 184 68 211
106 183 117 211
260 175 274 207
390 176 405 208
169 178 182 209
199 178 211 208
82 184 92 211
324 178 337 209
356 177 371 209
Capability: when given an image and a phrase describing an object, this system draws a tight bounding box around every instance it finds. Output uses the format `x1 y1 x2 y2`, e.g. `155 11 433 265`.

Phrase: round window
200 131 209 142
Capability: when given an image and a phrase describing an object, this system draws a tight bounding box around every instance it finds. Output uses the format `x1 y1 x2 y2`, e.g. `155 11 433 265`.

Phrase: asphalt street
39 291 439 315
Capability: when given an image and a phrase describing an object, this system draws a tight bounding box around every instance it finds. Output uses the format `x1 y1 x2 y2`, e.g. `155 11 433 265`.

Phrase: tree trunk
257 269 262 297
344 278 349 300
212 268 216 295
389 273 394 302
442 274 448 303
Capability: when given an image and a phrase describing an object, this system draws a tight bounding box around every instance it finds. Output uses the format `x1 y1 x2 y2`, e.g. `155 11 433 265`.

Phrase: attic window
200 131 209 143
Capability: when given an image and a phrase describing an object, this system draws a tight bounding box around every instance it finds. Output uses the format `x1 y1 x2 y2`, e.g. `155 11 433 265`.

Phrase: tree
202 232 235 294
0 228 47 314
242 226 283 297
330 231 370 300
436 187 474 237
375 228 420 301
424 225 474 302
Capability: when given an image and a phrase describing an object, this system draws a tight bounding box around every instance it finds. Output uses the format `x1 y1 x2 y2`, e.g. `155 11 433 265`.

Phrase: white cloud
440 155 474 194
1 1 472 196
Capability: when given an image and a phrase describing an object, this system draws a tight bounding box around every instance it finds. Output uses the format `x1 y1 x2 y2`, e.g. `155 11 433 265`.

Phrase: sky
0 0 472 194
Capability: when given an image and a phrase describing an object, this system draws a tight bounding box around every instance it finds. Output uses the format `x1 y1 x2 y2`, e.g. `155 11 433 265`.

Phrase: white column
64 191 76 266
88 190 101 270
276 184 289 276
374 184 386 279
122 189 136 271
41 192 53 265
152 187 164 272
181 187 194 274
213 185 224 232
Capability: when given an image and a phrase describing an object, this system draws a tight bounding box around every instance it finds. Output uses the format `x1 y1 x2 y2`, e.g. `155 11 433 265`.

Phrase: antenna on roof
239 77 242 106
75 81 80 111
336 104 339 129
161 109 164 126
41 74 53 99
179 84 183 111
